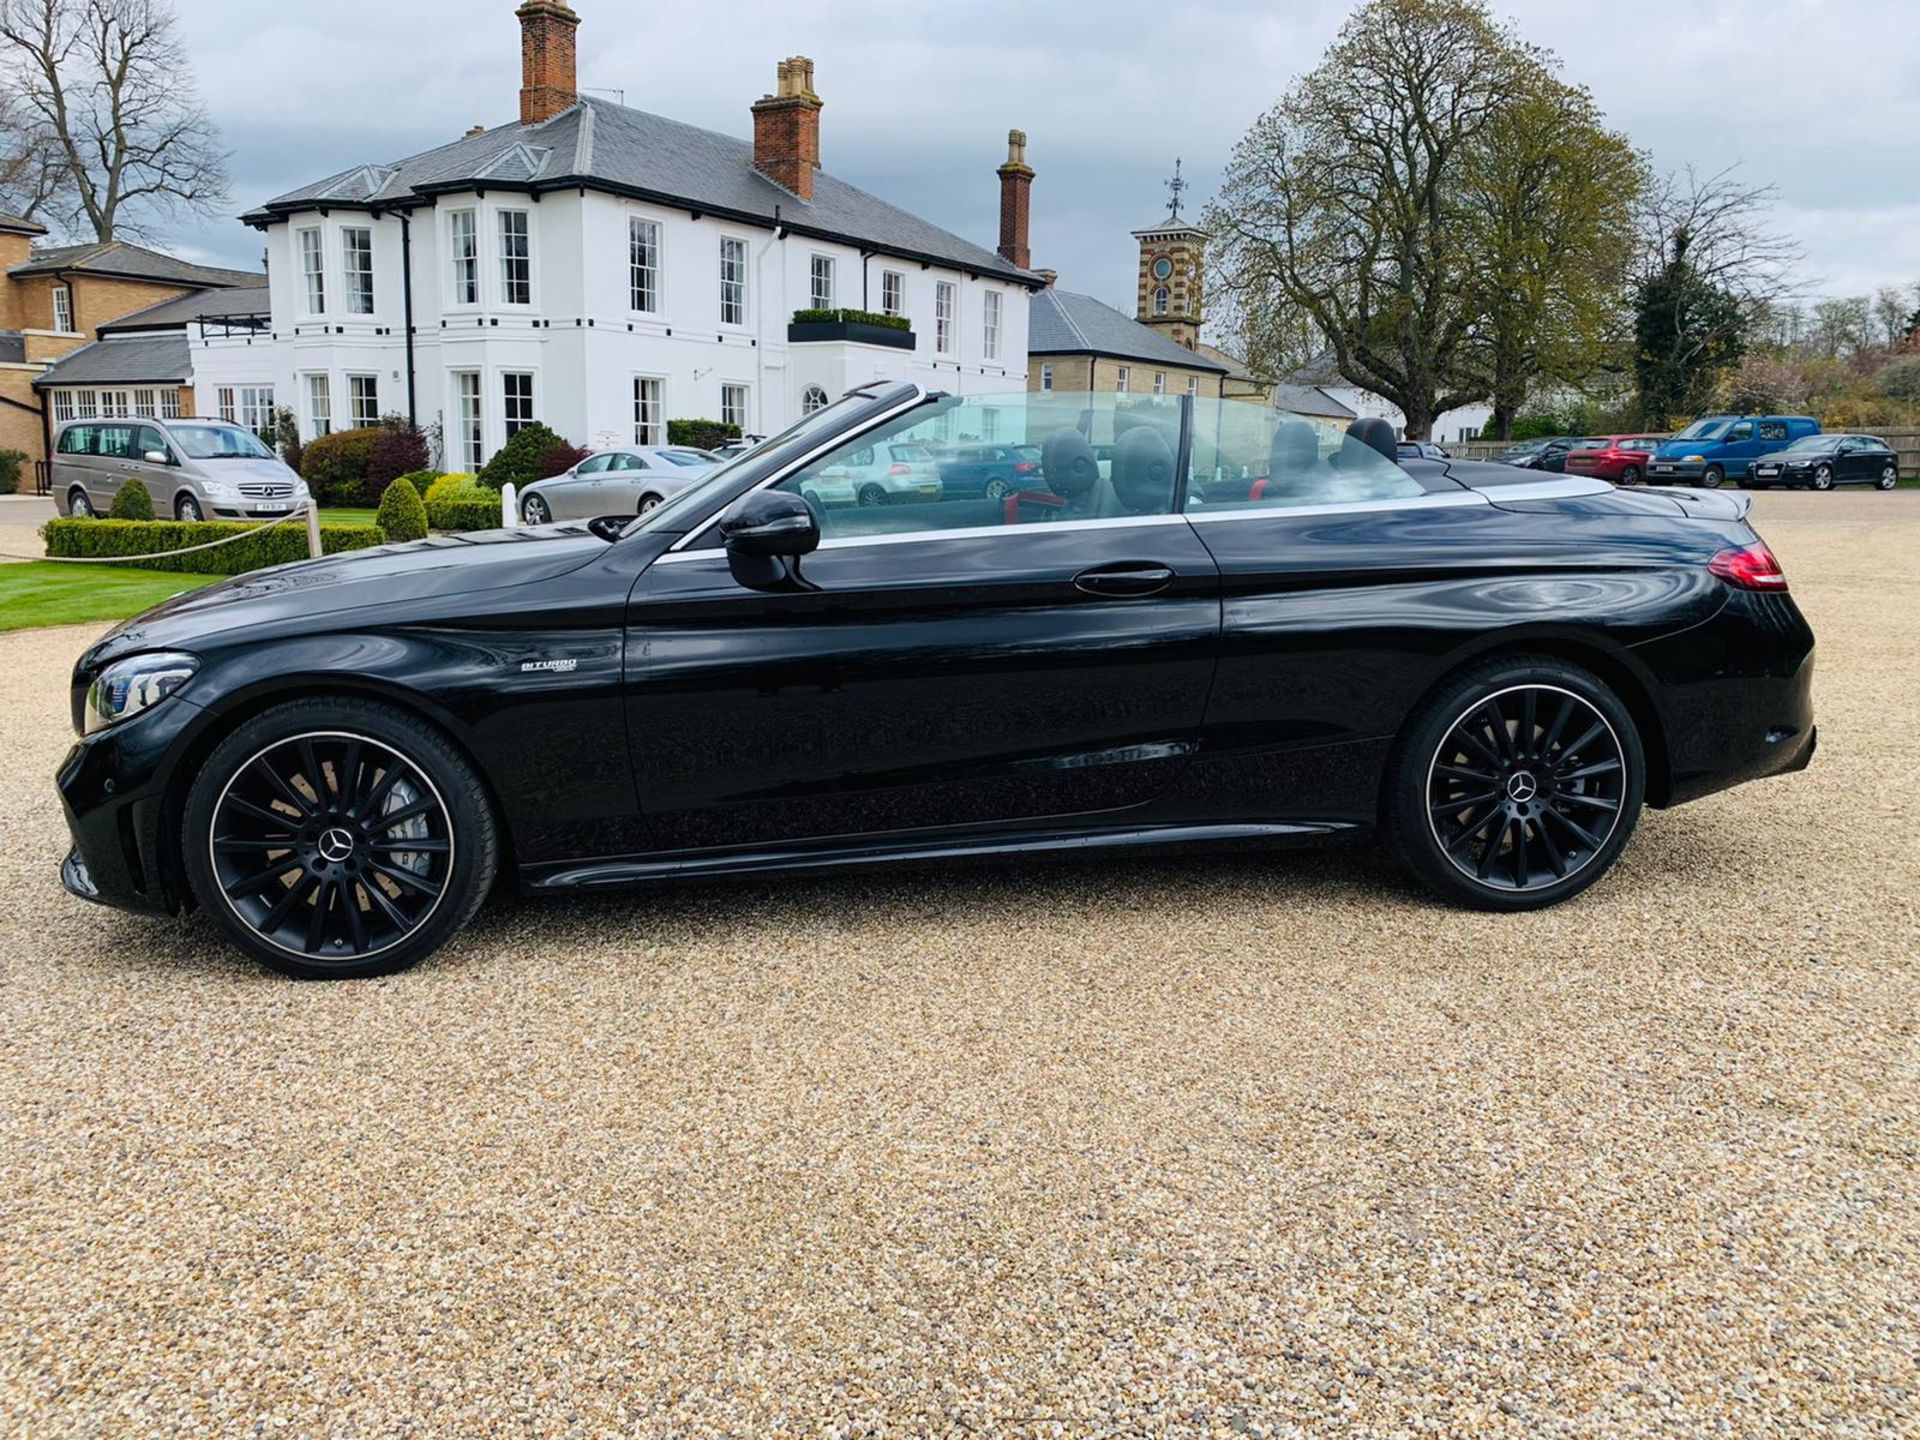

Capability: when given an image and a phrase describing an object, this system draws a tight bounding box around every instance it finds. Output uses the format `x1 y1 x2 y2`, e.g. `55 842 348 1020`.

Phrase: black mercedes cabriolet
59 383 1815 978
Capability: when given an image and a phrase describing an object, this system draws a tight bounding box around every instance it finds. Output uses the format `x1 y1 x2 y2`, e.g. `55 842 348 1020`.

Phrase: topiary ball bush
108 481 155 520
476 423 565 491
375 472 429 542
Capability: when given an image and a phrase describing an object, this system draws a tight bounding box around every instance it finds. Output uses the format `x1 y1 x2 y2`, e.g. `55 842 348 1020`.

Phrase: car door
90 422 139 510
129 424 174 512
549 454 611 519
624 418 1221 854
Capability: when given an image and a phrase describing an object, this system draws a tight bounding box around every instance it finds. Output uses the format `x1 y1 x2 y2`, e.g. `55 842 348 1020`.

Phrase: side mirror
719 489 820 591
143 450 169 466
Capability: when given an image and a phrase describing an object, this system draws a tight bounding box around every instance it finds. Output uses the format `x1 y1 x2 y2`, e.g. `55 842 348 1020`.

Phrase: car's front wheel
1811 465 1834 491
1620 465 1640 485
522 494 551 524
1386 657 1645 911
68 487 95 518
175 493 203 522
182 698 499 979
1702 465 1725 488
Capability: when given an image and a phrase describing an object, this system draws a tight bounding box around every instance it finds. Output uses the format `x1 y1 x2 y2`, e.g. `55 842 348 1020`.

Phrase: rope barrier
0 501 330 565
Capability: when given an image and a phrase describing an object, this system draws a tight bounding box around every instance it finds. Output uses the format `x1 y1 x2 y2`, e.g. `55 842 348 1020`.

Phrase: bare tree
1633 166 1799 305
0 87 67 220
0 0 228 241
1872 285 1913 349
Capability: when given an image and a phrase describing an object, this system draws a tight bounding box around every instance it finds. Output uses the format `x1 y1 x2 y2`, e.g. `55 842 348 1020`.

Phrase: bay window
502 372 535 438
629 216 660 313
299 227 325 313
342 227 374 315
499 210 531 305
449 210 478 305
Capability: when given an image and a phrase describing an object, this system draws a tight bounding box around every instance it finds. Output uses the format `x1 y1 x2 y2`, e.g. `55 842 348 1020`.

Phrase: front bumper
1645 460 1710 483
56 695 204 917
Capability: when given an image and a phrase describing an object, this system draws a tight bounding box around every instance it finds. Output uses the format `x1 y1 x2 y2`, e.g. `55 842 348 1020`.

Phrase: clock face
1151 256 1173 280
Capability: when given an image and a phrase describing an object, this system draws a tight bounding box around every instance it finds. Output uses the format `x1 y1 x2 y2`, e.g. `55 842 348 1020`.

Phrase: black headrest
1345 416 1399 463
1270 420 1320 473
1110 425 1175 514
1042 427 1100 501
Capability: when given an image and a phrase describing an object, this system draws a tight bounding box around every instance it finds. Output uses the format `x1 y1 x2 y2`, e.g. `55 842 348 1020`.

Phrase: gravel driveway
2 491 1915 1438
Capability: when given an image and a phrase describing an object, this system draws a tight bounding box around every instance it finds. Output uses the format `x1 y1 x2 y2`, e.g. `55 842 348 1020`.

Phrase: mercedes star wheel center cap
318 828 357 863
1506 772 1539 804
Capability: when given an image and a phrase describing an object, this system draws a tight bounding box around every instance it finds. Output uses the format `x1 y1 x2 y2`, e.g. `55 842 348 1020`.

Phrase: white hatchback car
799 440 942 508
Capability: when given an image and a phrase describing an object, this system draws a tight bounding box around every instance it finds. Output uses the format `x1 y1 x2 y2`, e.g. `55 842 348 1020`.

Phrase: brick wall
0 369 46 474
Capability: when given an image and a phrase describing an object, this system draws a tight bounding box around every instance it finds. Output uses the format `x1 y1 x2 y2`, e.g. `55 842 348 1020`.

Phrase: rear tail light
1709 541 1789 591
887 463 910 476
1014 461 1037 474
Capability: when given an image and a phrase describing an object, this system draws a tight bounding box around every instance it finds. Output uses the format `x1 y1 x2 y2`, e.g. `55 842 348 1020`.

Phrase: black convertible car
59 384 1816 979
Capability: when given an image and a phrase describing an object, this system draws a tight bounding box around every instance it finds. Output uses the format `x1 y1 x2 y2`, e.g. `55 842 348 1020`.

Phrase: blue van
1647 415 1820 488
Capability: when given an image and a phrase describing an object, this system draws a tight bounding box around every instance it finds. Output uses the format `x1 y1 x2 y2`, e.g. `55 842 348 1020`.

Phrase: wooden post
305 499 323 559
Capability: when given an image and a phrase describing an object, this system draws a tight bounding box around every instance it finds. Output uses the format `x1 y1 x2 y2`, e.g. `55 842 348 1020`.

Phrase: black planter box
787 319 915 350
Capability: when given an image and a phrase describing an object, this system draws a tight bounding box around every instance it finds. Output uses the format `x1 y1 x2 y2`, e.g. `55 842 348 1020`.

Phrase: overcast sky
167 0 1919 318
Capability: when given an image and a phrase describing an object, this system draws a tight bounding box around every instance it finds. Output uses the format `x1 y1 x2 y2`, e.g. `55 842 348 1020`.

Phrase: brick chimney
996 129 1034 270
516 0 580 126
751 57 823 200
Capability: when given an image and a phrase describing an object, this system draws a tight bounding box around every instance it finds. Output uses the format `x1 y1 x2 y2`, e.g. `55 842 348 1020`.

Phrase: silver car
518 446 720 523
799 439 942 509
52 417 310 522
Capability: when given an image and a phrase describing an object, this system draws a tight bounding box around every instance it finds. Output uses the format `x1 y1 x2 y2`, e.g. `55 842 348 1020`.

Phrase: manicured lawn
319 507 380 527
0 562 222 633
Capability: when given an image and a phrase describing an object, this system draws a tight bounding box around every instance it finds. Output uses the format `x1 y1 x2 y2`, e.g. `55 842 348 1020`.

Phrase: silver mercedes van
51 417 311 522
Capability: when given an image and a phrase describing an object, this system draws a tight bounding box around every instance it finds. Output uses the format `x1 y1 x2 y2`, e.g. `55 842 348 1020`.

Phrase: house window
980 407 1000 441
449 210 478 305
720 383 749 432
1153 285 1170 315
74 389 97 419
499 210 531 304
342 226 374 314
52 390 74 424
98 389 130 417
159 389 182 420
633 376 663 445
801 384 829 415
934 281 954 354
1154 372 1167 395
719 236 747 326
1115 366 1130 393
454 371 483 470
881 270 904 318
349 374 380 428
216 387 238 421
305 373 332 437
133 387 158 417
629 216 661 313
1186 376 1199 397
51 283 73 333
238 386 274 436
809 254 835 310
1040 364 1053 392
983 290 1001 360
502 372 535 437
299 227 325 313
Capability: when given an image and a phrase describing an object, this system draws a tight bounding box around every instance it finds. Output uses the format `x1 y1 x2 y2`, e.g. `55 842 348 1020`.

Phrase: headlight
84 652 198 735
1684 454 1705 463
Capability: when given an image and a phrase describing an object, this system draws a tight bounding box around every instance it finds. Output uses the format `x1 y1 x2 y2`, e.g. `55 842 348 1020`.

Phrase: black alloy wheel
175 494 203 522
1388 658 1644 910
1878 463 1899 491
184 699 498 978
69 487 95 518
857 484 888 508
1811 465 1834 491
523 493 551 524
1702 466 1725 488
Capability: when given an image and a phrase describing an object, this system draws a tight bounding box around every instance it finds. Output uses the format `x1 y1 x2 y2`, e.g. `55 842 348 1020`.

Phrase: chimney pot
996 127 1034 270
751 55 823 200
516 0 580 126
466 123 487 138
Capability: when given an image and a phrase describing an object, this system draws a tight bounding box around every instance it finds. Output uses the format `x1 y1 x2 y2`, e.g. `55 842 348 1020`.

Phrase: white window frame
983 290 1002 360
633 375 664 446
51 282 73 333
1115 366 1131 394
1154 372 1167 396
453 370 483 471
498 209 532 306
449 209 479 307
502 371 535 438
298 227 326 314
800 384 830 415
881 269 905 318
1186 376 1199 398
216 386 237 423
809 253 836 311
719 235 748 327
348 373 380 428
305 372 333 438
1153 285 1170 315
73 389 98 420
720 382 749 433
629 215 661 314
98 389 130 417
132 387 158 418
1040 363 1053 393
934 281 955 355
342 225 375 315
51 390 75 424
159 389 182 420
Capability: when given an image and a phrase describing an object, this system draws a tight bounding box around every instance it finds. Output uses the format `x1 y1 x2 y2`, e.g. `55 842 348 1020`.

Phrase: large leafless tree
0 0 228 241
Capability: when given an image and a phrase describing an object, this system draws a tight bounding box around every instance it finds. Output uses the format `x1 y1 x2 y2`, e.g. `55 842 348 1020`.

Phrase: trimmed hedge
423 472 477 507
667 418 741 451
477 422 564 491
426 485 503 533
790 307 910 332
0 449 23 496
108 482 155 520
44 518 386 577
300 426 384 505
375 473 429 542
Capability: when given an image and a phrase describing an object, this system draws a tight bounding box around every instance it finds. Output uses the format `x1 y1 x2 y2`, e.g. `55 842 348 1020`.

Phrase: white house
200 3 1040 471
1284 351 1493 445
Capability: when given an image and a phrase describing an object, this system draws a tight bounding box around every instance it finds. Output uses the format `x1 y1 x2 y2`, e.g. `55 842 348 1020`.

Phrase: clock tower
1133 158 1208 351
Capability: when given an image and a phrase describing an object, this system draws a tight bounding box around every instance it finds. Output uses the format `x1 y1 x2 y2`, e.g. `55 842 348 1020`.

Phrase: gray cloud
166 0 1920 306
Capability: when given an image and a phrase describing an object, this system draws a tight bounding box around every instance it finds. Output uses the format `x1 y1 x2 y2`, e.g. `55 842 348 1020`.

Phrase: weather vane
1164 158 1187 221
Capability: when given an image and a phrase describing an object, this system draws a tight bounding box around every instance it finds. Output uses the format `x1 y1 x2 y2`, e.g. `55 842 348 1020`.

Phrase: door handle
1073 564 1175 598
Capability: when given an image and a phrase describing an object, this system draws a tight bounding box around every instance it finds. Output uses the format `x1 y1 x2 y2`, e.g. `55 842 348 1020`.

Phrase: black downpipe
399 211 419 426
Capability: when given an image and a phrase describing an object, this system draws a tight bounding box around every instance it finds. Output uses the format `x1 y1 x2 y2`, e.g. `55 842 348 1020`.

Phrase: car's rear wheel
522 493 551 524
182 698 499 979
68 487 95 518
1386 657 1644 911
174 493 203 522
1702 465 1725 488
857 484 887 507
983 477 1012 501
1876 463 1897 491
1811 465 1834 491
637 492 663 513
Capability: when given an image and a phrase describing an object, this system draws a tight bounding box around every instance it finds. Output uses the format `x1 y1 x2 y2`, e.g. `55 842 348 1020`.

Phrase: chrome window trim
1184 490 1488 523
652 512 1188 565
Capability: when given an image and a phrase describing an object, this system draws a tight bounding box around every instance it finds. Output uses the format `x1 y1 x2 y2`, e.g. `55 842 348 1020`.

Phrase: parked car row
1484 415 1903 491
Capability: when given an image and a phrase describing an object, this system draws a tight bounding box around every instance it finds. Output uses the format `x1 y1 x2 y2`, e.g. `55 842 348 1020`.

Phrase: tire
522 494 551 525
1702 466 1725 488
1385 655 1645 911
1620 465 1640 485
181 697 499 980
983 477 1012 501
1877 464 1898 491
68 487 95 518
637 492 663 513
1811 465 1833 492
857 484 888 508
174 493 203 522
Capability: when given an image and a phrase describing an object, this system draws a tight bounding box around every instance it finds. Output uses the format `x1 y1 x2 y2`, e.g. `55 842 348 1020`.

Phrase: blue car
1646 415 1820 488
936 442 1045 500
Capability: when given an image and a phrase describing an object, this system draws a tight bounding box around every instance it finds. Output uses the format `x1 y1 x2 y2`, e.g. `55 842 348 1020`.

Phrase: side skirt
522 819 1360 893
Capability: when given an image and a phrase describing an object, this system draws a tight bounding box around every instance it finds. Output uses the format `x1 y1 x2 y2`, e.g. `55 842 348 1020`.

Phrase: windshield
1785 435 1837 451
1671 419 1729 441
169 423 274 460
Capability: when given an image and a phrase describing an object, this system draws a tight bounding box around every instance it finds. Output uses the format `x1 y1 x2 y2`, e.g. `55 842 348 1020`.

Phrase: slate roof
1285 350 1349 387
244 97 1039 287
1272 382 1357 420
9 240 263 288
98 284 272 334
31 333 189 388
1028 288 1229 372
0 210 47 236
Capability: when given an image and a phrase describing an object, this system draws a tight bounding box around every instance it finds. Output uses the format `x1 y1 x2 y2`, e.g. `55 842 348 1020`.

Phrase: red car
1563 435 1670 485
